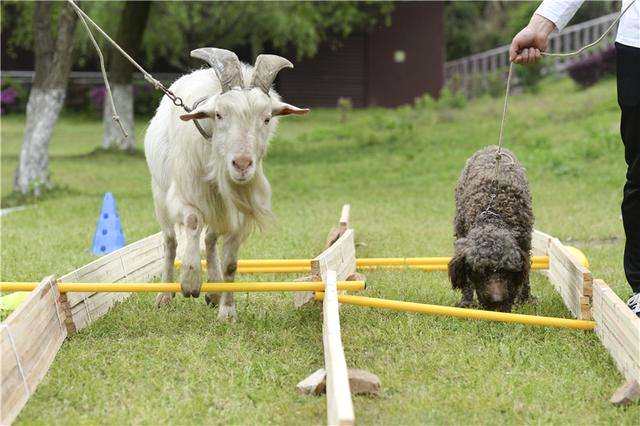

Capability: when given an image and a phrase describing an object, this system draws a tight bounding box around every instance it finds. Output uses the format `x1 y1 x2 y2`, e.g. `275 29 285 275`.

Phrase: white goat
144 48 308 321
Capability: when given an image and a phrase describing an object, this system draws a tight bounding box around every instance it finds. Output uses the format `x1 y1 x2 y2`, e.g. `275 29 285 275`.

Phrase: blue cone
91 192 125 255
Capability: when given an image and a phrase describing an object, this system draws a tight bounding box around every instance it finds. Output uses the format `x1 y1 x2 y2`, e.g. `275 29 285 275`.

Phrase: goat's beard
205 157 274 234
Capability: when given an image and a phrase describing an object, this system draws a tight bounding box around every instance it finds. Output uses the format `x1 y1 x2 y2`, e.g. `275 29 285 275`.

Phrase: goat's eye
215 112 223 120
264 117 270 125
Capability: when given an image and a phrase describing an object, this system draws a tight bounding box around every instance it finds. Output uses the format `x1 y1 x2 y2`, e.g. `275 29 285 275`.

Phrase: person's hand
509 14 556 64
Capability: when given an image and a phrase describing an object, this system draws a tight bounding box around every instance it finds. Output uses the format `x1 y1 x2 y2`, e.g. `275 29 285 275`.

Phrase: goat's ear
180 111 209 121
272 101 310 117
448 238 469 290
180 96 217 121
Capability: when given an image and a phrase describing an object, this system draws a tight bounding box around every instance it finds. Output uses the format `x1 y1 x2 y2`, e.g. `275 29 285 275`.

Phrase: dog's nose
232 155 253 173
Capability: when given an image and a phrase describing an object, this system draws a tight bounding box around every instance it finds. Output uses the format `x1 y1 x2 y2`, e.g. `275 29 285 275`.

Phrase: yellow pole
239 259 311 267
565 246 590 269
314 293 595 331
175 256 554 272
238 266 311 273
0 281 365 293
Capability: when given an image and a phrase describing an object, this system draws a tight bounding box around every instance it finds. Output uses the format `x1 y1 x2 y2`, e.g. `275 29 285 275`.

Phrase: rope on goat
67 1 200 134
485 0 636 217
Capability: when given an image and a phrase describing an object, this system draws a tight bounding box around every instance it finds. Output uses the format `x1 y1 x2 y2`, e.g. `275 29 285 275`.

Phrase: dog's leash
485 0 636 218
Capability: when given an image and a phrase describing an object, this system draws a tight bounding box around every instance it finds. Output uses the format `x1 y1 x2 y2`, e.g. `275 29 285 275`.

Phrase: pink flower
0 87 18 105
90 85 106 108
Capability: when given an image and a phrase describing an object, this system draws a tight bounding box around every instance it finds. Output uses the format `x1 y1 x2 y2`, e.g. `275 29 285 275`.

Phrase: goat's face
449 226 528 312
180 89 308 185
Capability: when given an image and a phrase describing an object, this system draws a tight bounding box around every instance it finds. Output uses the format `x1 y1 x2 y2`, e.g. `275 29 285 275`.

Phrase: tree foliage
2 1 392 70
445 0 620 60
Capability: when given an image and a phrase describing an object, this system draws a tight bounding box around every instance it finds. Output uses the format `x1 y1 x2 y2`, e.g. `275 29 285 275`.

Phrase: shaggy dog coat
448 146 534 311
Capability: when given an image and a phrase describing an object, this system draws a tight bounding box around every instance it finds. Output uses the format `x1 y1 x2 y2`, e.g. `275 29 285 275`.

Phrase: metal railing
444 12 619 95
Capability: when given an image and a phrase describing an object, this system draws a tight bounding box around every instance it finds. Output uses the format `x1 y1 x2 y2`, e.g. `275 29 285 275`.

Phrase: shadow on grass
0 185 84 209
55 146 147 160
1 147 146 162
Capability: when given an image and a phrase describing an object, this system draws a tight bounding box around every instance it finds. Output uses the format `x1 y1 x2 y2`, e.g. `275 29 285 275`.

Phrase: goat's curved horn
191 47 244 93
250 54 293 94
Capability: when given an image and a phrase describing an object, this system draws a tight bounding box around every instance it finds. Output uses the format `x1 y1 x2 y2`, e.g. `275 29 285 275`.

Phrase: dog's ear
512 247 530 284
449 238 469 290
500 243 525 272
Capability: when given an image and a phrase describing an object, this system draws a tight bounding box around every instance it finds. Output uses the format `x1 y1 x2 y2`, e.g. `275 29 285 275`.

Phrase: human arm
509 0 585 64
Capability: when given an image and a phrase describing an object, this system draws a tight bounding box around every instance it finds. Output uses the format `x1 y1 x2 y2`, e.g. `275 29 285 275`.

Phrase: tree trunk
102 1 151 152
13 1 77 195
102 84 134 150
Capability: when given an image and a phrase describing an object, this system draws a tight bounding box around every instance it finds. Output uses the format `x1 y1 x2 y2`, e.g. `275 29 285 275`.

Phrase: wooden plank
59 233 165 331
295 205 357 308
592 280 640 383
594 294 639 364
531 229 552 257
323 270 355 426
61 232 163 306
547 264 582 318
339 204 350 231
70 290 130 332
550 239 593 296
0 276 67 425
547 238 592 320
312 229 356 283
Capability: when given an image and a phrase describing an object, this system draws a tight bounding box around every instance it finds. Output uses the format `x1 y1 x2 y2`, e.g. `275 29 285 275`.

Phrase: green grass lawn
1 76 638 424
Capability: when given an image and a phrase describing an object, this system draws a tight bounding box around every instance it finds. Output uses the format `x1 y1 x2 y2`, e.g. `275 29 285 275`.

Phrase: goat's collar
191 96 212 140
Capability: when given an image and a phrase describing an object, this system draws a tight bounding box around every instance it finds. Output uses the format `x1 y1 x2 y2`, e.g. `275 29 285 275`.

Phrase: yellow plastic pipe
175 257 553 272
0 281 365 294
358 257 549 268
313 293 595 331
237 266 311 273
565 246 590 269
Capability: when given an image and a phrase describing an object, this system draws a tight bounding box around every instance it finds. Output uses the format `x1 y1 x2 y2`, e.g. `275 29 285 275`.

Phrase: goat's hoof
217 304 238 323
205 292 221 306
180 266 202 297
155 293 174 308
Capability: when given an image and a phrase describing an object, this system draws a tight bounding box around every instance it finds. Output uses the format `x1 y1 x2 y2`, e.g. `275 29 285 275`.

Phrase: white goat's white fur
144 61 305 320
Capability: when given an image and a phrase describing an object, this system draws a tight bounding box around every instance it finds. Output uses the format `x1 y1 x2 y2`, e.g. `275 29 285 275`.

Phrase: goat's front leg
204 229 223 306
155 230 177 307
180 206 204 298
218 234 241 322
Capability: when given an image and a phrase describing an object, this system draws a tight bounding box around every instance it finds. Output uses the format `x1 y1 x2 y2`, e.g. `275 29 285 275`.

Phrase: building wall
276 37 368 108
278 2 444 108
366 2 445 107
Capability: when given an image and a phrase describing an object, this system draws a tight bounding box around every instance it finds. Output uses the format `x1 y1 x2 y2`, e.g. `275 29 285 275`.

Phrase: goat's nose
232 155 253 172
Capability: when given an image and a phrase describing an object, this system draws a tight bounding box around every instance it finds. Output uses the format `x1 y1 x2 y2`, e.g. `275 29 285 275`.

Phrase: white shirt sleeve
535 0 585 31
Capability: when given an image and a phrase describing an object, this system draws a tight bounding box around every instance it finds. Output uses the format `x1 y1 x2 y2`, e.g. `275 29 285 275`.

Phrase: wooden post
57 291 76 335
295 204 357 308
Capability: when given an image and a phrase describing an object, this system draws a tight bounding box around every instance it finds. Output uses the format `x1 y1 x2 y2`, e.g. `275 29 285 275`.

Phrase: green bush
413 92 438 110
439 86 467 109
486 70 506 98
515 62 544 93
